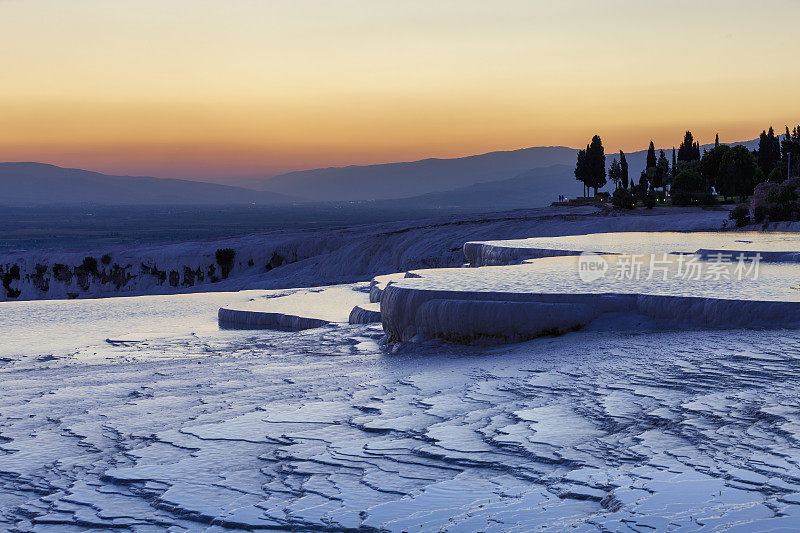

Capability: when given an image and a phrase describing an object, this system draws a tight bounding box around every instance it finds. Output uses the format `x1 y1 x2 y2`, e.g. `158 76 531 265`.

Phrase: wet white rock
381 254 800 344
348 303 381 324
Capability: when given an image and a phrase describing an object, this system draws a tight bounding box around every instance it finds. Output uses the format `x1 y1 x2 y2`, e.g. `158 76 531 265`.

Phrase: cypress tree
655 150 669 190
757 126 781 175
715 133 719 148
620 150 629 189
671 147 677 178
609 158 622 189
700 144 731 193
646 141 657 169
782 125 800 178
678 131 700 162
574 149 589 197
639 170 648 189
585 135 607 195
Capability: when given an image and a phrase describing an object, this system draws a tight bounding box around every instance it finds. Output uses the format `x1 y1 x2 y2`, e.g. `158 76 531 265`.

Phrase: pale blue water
401 254 800 302
477 231 800 255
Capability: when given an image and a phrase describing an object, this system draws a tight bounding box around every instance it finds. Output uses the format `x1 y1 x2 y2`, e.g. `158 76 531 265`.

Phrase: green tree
671 148 677 179
728 205 750 227
611 187 635 209
215 248 236 279
718 145 762 202
699 144 731 193
646 141 657 169
654 150 669 191
678 130 701 162
782 125 800 178
767 167 784 183
766 182 799 221
585 135 607 195
671 170 705 206
619 150 629 189
644 167 656 190
574 149 589 197
757 126 781 176
608 158 623 189
81 256 98 275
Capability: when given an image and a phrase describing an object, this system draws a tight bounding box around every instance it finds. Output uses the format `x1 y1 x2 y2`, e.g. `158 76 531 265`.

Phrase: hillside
250 146 579 201
381 164 582 211
0 138 761 207
250 139 760 202
0 163 293 206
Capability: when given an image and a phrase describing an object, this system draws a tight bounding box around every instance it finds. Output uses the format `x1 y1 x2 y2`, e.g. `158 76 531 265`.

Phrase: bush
611 187 635 209
631 181 647 202
53 263 72 282
2 264 21 298
768 168 784 184
671 170 705 206
766 182 799 222
642 191 656 209
215 248 236 279
753 204 767 223
729 205 751 227
215 248 235 265
101 253 112 265
81 256 98 275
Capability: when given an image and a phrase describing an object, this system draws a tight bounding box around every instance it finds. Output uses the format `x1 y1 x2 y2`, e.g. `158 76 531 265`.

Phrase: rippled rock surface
3 295 800 530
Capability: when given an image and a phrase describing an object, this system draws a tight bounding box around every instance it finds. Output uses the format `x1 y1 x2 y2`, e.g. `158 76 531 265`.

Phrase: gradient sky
1 0 799 180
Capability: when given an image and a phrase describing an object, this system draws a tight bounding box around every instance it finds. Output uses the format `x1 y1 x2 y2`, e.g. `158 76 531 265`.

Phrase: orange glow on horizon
1 1 799 179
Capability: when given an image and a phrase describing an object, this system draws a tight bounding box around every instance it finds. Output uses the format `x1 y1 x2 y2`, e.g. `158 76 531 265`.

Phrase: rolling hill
0 163 293 206
379 164 582 211
249 139 760 202
248 146 579 201
1 138 761 206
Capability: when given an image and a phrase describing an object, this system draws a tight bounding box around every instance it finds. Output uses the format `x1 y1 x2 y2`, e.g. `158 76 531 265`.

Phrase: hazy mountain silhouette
379 164 582 211
249 146 579 201
250 139 760 201
1 138 761 206
0 163 294 206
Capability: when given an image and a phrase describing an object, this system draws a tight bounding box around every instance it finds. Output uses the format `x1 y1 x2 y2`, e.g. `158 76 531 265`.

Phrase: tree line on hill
574 126 800 221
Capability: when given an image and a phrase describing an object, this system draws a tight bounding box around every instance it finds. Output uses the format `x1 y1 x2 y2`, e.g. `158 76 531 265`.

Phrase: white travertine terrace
348 303 381 324
384 232 800 344
465 231 800 266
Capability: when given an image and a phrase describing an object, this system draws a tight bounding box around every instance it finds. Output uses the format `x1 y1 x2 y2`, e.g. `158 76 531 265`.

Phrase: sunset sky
1 0 799 180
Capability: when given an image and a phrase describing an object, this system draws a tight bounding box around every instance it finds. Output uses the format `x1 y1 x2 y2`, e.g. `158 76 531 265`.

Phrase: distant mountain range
0 163 293 206
0 138 761 207
378 164 582 211
249 138 760 202
244 146 579 201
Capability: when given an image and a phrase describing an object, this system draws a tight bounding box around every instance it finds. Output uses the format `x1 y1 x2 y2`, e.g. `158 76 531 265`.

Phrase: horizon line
0 135 764 183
